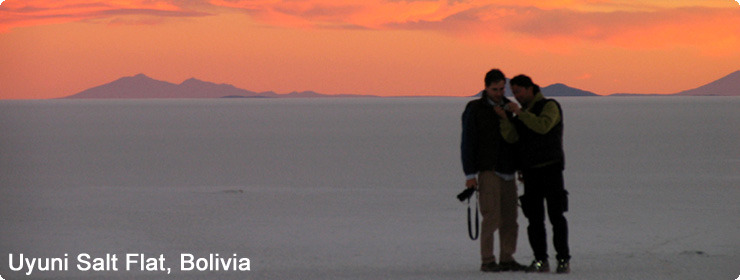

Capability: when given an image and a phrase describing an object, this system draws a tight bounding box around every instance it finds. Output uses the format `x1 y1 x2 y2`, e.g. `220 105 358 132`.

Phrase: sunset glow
1 0 739 98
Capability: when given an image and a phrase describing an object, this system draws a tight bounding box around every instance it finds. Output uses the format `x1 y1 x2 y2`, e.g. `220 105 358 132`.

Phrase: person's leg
544 169 570 261
498 175 519 262
521 169 548 262
477 171 502 265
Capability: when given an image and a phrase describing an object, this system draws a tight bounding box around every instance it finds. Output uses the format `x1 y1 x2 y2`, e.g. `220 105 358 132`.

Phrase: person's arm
499 117 519 143
517 101 561 135
461 103 478 187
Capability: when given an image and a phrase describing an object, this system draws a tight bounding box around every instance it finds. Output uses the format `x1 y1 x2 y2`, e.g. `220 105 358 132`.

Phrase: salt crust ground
1 97 738 279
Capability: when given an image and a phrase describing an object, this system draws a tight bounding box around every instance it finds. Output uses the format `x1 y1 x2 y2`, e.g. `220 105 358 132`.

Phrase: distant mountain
472 82 598 98
66 74 262 99
177 77 266 98
66 71 740 99
64 74 375 99
282 91 324 98
67 74 179 98
542 83 598 97
609 70 740 96
673 71 740 96
607 93 664 97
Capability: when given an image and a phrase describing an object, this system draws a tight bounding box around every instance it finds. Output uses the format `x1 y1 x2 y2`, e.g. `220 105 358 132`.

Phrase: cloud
0 0 211 32
503 7 738 41
201 0 739 52
576 73 593 80
207 0 482 29
3 0 738 53
388 4 740 53
515 6 740 53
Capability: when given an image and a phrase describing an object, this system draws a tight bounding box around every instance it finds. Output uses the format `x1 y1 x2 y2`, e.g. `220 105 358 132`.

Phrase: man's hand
466 178 478 189
494 106 508 120
506 102 522 115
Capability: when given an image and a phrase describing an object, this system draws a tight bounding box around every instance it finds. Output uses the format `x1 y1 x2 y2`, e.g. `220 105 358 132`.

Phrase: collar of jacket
479 90 512 107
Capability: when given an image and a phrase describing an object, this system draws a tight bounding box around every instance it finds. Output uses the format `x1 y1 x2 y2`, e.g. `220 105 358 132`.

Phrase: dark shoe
556 258 570 274
499 260 526 272
480 262 501 272
525 259 550 273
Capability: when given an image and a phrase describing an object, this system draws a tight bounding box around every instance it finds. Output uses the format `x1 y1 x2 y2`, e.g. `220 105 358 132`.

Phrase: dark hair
484 69 506 87
509 74 540 94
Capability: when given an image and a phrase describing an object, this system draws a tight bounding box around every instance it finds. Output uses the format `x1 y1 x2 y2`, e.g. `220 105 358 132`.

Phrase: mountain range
65 74 375 99
64 71 740 99
608 70 740 97
673 70 740 96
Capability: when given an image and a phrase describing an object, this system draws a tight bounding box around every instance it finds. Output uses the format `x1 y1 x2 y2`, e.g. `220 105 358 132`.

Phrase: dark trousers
520 165 570 261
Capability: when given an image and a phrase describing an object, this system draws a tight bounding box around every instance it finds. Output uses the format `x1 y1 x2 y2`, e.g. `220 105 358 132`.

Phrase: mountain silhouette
611 70 740 96
177 77 266 98
67 74 178 98
472 82 598 97
65 71 740 98
66 74 273 99
64 74 366 99
542 83 598 96
673 70 740 96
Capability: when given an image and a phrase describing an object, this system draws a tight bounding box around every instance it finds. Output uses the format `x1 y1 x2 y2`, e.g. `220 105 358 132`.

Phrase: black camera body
457 187 477 202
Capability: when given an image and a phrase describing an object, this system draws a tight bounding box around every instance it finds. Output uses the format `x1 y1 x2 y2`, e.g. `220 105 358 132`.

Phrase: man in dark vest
461 69 525 272
496 74 571 274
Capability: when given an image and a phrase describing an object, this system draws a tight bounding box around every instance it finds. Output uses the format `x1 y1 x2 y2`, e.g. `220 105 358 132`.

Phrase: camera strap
467 192 479 240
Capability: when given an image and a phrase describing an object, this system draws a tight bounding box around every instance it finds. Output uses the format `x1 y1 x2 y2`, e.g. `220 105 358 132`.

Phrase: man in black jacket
498 74 571 274
461 69 524 272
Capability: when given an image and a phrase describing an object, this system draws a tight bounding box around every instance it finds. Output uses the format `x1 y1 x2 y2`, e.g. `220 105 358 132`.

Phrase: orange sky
1 0 739 98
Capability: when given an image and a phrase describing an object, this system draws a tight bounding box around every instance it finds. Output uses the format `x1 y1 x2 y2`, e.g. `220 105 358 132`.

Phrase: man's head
484 69 506 103
510 74 539 105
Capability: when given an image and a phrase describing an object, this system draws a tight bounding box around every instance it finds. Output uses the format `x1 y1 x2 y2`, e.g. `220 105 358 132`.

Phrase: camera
457 187 477 202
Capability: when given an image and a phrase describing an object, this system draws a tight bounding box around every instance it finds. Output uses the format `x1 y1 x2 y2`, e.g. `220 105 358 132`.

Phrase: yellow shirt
501 92 561 143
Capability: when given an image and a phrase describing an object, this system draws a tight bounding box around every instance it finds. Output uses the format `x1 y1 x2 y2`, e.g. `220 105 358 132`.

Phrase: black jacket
461 92 516 176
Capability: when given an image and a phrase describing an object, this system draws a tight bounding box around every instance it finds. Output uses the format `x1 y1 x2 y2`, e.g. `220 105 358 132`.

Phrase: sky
1 0 739 99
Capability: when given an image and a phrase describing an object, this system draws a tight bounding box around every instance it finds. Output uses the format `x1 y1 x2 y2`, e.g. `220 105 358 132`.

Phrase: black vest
514 98 565 170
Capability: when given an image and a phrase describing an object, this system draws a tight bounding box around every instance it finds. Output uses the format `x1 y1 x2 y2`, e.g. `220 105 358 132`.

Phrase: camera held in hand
457 187 477 202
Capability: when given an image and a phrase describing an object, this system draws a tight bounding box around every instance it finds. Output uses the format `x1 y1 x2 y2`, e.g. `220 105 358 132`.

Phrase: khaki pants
478 171 519 263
